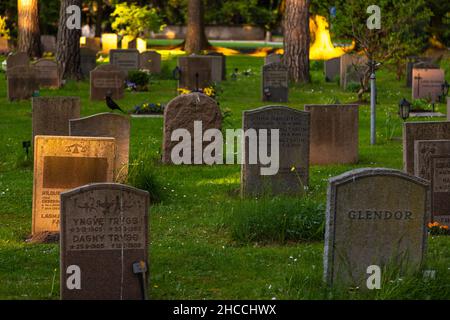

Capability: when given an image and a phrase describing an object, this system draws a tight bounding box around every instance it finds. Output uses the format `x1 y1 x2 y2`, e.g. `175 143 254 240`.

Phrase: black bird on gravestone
105 91 126 114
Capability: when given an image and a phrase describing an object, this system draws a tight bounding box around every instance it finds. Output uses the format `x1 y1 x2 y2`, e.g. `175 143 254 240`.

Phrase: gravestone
448 98 450 121
324 57 340 82
305 104 359 165
264 53 282 65
33 59 60 88
241 106 310 197
207 52 226 80
139 51 161 73
60 183 149 300
32 97 81 146
403 121 450 174
340 54 368 89
109 49 140 75
32 136 116 236
101 33 118 53
162 93 222 164
262 62 289 103
84 37 101 52
6 52 29 70
7 65 39 101
414 140 450 226
178 56 213 90
406 57 435 87
324 168 430 288
40 35 56 53
80 48 97 79
0 37 8 54
412 67 445 103
70 113 130 182
90 64 125 101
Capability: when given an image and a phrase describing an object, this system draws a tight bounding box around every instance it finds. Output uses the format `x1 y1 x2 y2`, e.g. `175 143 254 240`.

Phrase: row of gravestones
325 54 446 103
27 96 148 299
0 35 56 55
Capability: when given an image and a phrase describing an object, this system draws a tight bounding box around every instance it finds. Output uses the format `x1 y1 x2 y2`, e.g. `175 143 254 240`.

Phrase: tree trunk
17 0 41 58
95 0 102 37
283 0 310 83
56 0 82 81
184 0 210 54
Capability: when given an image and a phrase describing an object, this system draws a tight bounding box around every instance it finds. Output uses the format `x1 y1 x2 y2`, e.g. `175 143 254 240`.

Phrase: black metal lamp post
441 81 449 103
399 98 411 121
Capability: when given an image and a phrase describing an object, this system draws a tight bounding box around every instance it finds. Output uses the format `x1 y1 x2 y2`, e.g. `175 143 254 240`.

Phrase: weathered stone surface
403 121 450 174
162 93 222 164
6 52 29 70
448 98 450 121
7 65 38 101
40 35 56 53
139 51 161 73
90 64 125 101
415 140 450 226
178 55 213 90
241 106 310 197
406 57 435 87
110 49 140 74
262 62 289 103
32 136 116 235
324 168 430 288
340 54 368 89
264 53 282 65
305 104 359 165
70 113 130 182
33 59 60 88
80 48 97 79
412 68 445 103
325 57 340 82
60 183 149 300
32 97 81 146
207 52 226 80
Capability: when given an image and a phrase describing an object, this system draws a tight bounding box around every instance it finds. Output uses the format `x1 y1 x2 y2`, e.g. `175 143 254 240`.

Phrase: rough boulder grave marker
139 51 161 73
162 93 222 164
70 113 130 182
90 64 125 101
110 49 140 74
7 65 39 101
324 168 430 288
403 121 450 174
415 140 450 226
241 106 310 197
305 104 359 165
412 67 445 103
324 57 340 82
178 56 212 90
33 59 61 88
60 183 149 300
32 97 81 146
262 62 289 103
32 136 116 236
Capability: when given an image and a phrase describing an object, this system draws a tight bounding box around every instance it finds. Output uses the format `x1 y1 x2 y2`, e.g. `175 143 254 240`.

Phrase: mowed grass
0 54 450 300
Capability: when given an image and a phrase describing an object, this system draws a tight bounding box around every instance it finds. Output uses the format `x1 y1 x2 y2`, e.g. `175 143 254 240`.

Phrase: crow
105 92 126 114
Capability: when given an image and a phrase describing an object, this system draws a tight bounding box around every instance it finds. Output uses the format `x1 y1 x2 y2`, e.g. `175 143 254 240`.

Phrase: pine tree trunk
184 0 210 54
283 0 310 83
95 0 102 38
17 0 41 58
56 0 82 81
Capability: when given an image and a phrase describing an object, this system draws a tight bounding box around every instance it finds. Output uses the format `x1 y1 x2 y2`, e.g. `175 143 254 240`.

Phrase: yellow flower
291 166 296 172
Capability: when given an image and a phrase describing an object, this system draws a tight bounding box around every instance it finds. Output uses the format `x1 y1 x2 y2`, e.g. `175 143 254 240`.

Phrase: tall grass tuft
224 197 325 244
126 151 164 204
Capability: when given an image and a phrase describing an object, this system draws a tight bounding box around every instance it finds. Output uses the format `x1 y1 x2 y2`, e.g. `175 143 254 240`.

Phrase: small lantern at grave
398 98 411 121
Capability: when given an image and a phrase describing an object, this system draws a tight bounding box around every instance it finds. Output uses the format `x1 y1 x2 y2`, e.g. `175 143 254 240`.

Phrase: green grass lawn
0 54 450 300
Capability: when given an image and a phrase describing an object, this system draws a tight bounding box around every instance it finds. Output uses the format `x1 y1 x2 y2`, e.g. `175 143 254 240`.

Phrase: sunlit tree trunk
184 0 210 54
56 0 82 80
283 0 310 83
18 0 41 58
